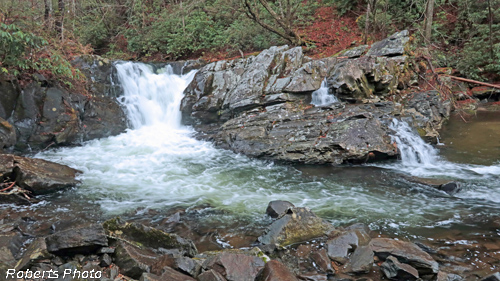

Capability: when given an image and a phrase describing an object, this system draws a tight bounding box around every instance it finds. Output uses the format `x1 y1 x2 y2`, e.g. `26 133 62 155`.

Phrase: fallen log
442 75 500 90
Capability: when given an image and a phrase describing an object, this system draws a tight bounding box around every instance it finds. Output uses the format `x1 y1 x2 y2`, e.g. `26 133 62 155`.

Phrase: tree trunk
56 0 65 39
424 0 435 44
243 0 303 46
364 0 372 44
44 0 51 20
487 0 494 59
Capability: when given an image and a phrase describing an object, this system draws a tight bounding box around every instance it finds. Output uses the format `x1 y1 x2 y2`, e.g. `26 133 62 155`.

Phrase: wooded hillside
1 0 499 83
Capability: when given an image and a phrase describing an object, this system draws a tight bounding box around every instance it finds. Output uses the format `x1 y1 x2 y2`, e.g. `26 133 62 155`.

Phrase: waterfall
389 119 439 165
311 79 338 106
115 62 196 129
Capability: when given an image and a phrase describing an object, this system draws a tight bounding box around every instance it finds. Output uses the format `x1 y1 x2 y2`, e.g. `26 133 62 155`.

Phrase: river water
20 62 500 245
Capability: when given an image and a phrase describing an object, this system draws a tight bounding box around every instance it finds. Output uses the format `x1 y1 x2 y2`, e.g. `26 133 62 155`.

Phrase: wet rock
202 252 265 281
326 228 370 264
259 207 334 247
215 103 398 165
482 272 500 281
0 79 19 120
198 269 227 281
344 246 374 273
338 45 369 58
100 253 112 267
436 271 464 281
160 266 196 281
0 229 25 268
15 238 53 270
56 261 81 281
11 155 80 195
380 255 419 281
114 241 158 279
266 200 295 219
0 118 16 150
0 153 79 199
256 260 299 281
45 224 108 255
369 238 439 274
98 247 115 254
311 248 334 274
4 73 127 153
175 256 202 277
140 273 162 281
81 95 128 141
297 273 328 281
103 218 197 257
402 91 452 139
404 176 462 195
327 56 408 102
366 30 409 57
72 55 121 97
439 182 462 194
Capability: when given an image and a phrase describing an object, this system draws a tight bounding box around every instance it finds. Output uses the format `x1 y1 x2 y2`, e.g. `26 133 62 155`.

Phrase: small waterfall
311 79 338 106
115 62 195 129
389 119 439 165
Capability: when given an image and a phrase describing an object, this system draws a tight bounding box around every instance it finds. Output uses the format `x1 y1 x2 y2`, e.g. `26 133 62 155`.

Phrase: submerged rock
259 207 334 247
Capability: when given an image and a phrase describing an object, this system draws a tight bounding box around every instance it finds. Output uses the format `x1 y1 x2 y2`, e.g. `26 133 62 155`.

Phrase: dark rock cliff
180 31 451 164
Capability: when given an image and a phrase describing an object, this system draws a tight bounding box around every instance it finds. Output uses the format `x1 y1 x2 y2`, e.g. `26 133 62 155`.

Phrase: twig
0 182 16 192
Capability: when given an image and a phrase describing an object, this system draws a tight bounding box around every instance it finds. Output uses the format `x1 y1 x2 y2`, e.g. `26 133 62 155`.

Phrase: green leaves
0 23 79 81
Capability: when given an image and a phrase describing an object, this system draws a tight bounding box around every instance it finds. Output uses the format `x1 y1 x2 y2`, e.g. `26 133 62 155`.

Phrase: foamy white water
311 79 338 106
34 62 500 236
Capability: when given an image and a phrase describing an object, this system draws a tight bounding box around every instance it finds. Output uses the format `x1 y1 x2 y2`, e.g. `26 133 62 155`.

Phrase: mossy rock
103 218 197 257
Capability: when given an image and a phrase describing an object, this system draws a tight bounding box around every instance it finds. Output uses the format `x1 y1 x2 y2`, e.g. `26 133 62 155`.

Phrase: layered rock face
180 31 450 164
0 57 127 153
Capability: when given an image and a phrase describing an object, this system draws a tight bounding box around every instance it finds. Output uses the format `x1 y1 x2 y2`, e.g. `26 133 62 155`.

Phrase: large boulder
258 207 334 247
179 31 436 165
0 154 80 196
366 30 410 57
8 80 127 152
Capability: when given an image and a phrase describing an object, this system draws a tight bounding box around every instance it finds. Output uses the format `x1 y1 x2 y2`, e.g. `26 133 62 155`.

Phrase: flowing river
21 62 500 246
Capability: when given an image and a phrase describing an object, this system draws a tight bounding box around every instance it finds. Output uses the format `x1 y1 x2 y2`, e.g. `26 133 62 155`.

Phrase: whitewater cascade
311 79 338 106
115 62 195 129
389 119 439 166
